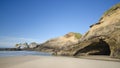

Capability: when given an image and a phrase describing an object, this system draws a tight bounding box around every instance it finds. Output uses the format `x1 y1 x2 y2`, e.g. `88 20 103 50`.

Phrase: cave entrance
74 39 111 56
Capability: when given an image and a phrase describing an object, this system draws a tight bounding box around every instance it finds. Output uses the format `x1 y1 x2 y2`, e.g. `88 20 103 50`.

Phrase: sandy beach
0 56 120 68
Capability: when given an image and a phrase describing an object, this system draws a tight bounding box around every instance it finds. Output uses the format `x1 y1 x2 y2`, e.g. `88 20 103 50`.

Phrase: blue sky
0 0 119 48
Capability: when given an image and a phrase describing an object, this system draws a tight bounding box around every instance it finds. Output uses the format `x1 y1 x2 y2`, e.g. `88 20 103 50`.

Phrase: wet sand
0 56 120 68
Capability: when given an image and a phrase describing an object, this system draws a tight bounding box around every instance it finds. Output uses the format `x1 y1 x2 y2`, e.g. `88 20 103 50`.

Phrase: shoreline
0 48 22 51
0 50 120 62
0 55 120 68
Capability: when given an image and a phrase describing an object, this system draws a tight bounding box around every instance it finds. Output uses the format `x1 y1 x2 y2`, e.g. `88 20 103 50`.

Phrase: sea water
0 51 51 57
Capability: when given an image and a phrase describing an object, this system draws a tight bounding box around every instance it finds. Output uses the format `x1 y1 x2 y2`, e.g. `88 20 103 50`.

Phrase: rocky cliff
36 32 82 54
63 3 120 58
36 3 120 58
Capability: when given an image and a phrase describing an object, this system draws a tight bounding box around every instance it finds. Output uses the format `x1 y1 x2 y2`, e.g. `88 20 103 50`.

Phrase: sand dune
0 56 120 68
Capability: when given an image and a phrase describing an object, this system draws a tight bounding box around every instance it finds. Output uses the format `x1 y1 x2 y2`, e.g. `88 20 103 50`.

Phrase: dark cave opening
74 39 111 56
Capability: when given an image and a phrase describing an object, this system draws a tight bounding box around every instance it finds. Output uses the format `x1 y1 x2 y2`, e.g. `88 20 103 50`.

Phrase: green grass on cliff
74 33 82 39
104 3 120 16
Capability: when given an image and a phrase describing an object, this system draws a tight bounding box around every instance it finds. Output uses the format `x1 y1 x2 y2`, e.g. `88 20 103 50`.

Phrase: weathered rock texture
71 3 120 58
36 32 82 54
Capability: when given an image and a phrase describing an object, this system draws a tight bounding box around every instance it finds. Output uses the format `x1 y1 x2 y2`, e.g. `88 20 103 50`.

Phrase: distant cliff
15 42 38 49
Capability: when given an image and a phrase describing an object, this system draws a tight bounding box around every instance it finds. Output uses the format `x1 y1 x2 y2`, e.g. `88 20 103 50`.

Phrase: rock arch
74 39 111 56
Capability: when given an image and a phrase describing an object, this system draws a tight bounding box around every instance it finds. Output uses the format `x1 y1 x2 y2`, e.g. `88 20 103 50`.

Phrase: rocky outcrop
48 3 120 59
29 42 38 48
35 32 82 53
15 42 29 49
71 3 120 58
35 3 120 59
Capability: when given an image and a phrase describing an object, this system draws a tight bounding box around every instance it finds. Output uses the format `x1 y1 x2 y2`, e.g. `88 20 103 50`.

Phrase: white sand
0 56 120 68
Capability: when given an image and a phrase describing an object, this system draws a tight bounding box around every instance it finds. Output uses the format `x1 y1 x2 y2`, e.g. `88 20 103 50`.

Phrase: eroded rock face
36 32 82 53
53 3 120 58
74 38 111 56
74 3 120 58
